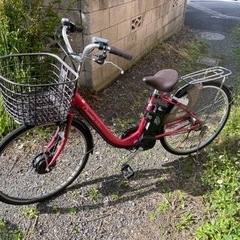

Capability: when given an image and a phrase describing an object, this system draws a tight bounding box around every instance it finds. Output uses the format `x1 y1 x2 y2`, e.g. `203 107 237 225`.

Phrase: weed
115 118 136 128
120 180 131 188
72 191 81 199
179 39 207 75
88 187 101 202
69 207 78 215
166 192 175 201
135 185 144 193
221 103 240 139
155 28 207 76
0 219 23 240
149 211 157 221
176 211 195 231
176 190 187 201
72 226 80 234
22 207 39 219
51 205 61 214
111 193 121 201
156 200 170 213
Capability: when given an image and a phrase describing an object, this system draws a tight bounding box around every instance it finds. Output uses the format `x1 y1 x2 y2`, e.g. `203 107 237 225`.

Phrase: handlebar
61 18 83 33
60 18 133 61
106 46 133 60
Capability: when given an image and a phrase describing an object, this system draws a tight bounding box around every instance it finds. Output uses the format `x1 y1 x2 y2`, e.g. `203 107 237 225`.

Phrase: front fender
73 118 94 154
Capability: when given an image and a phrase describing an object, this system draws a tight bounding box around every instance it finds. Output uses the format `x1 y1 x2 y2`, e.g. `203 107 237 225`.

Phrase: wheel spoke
161 82 231 155
0 120 90 204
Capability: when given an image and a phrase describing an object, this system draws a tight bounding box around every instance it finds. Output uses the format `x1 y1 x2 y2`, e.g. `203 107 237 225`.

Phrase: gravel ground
0 26 237 239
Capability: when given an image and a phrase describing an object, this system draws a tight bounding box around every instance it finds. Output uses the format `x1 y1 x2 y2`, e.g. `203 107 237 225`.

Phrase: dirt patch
0 28 209 240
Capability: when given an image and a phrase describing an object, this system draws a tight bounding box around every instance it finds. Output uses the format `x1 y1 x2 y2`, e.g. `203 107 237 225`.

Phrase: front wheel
0 119 93 205
160 81 232 155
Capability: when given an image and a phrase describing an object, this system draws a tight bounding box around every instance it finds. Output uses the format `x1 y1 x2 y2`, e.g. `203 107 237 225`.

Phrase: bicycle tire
160 81 232 155
0 119 93 205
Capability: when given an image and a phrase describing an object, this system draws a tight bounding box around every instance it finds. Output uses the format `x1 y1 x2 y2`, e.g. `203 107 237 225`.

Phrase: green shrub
0 0 60 138
0 0 59 54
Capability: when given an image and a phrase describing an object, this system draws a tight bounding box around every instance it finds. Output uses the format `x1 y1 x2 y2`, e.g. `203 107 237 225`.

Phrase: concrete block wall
48 0 187 91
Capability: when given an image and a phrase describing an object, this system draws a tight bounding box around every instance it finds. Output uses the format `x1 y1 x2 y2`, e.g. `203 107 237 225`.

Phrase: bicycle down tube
73 91 145 148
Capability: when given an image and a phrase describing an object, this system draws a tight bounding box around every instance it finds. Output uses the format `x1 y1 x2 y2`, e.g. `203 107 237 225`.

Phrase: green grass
195 103 240 240
22 207 39 219
156 200 170 213
232 24 240 43
69 207 79 215
88 187 101 202
177 211 196 232
195 23 240 240
115 118 136 128
0 219 23 240
156 27 207 76
0 98 18 139
179 38 207 75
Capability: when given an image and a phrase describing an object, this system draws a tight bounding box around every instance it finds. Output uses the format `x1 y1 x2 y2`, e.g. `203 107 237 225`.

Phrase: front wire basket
0 53 78 125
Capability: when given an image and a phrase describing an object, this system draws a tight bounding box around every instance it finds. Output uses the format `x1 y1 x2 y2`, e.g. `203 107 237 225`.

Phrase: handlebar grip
61 18 83 33
108 46 133 60
68 22 83 33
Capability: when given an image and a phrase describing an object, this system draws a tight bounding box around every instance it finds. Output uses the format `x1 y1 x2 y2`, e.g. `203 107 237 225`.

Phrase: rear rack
180 67 232 84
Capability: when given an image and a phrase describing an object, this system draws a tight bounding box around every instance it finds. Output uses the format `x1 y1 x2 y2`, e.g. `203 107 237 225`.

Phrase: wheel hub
32 153 52 174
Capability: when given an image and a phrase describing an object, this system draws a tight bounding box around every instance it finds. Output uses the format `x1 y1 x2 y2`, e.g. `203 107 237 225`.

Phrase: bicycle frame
50 18 231 154
69 90 202 149
45 19 206 168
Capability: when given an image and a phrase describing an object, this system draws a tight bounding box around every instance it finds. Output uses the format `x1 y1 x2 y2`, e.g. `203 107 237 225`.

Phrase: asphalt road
184 0 240 80
185 0 240 33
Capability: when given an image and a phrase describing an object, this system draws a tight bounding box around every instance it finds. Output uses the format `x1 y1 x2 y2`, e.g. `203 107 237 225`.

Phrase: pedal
121 164 134 180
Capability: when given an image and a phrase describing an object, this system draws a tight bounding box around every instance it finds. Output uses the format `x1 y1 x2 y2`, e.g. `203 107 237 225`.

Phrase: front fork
32 112 74 174
46 112 74 169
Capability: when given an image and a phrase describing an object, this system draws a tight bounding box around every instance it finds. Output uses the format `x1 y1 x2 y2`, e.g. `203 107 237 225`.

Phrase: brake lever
104 60 124 74
92 51 124 74
94 53 107 65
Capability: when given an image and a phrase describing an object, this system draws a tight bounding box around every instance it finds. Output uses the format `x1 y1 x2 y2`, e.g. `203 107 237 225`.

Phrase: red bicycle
0 19 233 205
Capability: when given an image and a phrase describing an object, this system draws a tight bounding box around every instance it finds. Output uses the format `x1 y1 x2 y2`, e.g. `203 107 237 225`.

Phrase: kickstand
120 148 143 180
121 164 134 180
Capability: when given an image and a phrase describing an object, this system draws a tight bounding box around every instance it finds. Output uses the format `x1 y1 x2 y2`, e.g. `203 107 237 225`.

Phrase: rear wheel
0 119 92 205
160 81 232 155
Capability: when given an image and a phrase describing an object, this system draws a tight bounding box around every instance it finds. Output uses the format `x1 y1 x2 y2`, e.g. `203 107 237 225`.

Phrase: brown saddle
143 69 179 92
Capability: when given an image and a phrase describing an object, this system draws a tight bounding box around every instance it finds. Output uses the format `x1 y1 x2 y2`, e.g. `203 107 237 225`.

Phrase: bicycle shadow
36 152 209 215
